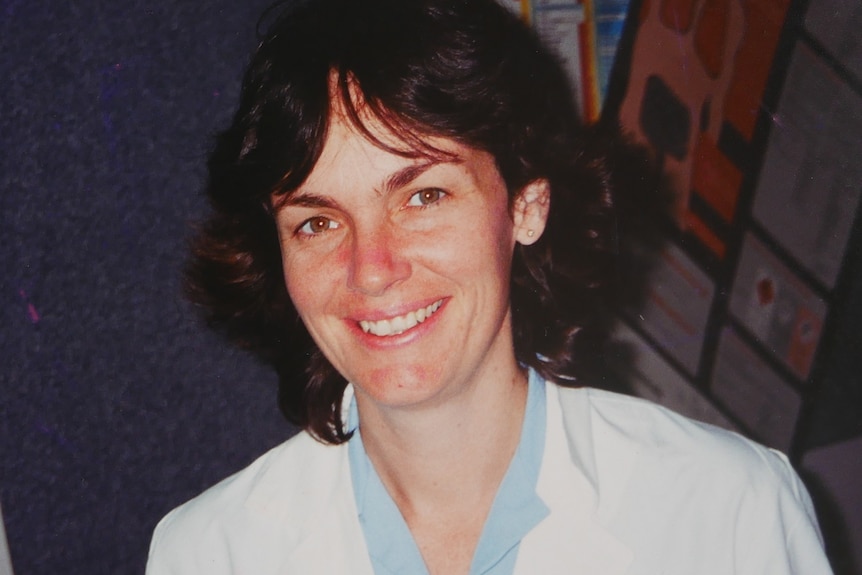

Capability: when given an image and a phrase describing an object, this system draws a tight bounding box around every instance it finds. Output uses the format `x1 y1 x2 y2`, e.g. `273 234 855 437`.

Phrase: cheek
474 208 517 268
281 248 349 318
483 213 519 291
424 209 515 284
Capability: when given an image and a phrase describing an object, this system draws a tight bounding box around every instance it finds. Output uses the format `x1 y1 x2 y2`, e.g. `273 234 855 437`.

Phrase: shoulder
553 386 829 573
153 430 326 533
562 385 789 483
146 430 345 574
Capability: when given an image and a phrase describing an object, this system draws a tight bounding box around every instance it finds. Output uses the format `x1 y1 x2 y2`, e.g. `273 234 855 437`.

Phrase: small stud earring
527 229 535 238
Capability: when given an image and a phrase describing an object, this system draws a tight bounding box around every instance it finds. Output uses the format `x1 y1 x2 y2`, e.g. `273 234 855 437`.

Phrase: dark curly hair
187 0 659 444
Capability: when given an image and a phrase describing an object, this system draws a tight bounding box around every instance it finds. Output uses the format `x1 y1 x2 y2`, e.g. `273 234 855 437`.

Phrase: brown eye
407 188 446 207
298 216 339 235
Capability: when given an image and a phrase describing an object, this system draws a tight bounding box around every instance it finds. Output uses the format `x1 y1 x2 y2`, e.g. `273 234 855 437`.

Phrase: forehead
298 102 468 191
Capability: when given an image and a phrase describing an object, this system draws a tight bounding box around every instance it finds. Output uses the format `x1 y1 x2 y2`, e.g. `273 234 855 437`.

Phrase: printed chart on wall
605 0 862 453
623 242 715 377
610 320 736 430
752 33 862 291
503 0 630 121
711 326 802 453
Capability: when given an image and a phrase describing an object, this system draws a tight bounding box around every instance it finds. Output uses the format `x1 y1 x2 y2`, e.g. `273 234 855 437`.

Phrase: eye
298 216 339 236
406 188 446 207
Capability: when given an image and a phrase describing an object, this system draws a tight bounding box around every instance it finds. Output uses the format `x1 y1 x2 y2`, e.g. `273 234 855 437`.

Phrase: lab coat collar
514 383 633 574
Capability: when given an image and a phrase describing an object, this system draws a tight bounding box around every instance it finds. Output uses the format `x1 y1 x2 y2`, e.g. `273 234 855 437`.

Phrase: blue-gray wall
1 2 297 573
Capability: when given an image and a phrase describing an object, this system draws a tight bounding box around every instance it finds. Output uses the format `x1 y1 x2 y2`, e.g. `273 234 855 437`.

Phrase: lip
346 297 449 348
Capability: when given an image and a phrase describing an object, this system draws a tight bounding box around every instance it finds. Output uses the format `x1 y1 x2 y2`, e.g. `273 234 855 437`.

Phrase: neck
355 360 529 519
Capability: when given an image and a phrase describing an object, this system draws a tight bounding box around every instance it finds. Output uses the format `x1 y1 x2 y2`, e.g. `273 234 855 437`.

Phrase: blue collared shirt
347 371 549 575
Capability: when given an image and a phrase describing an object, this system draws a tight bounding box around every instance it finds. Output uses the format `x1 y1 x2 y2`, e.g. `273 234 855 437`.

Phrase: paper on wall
752 43 862 290
805 0 862 83
609 320 737 431
711 326 802 453
531 0 589 117
625 242 715 376
728 233 827 380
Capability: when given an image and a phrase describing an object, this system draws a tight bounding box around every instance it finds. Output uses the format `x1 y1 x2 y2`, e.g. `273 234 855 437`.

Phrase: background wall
0 1 297 573
602 1 862 571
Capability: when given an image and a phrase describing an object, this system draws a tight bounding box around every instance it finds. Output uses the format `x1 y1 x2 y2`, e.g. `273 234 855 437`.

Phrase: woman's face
274 110 542 412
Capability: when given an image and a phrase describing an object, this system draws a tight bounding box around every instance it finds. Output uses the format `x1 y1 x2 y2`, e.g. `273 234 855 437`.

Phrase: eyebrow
381 160 440 194
281 193 341 210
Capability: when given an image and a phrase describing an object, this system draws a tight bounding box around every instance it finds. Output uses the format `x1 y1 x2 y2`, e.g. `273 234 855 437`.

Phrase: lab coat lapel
284 463 375 575
514 384 633 574
244 386 375 575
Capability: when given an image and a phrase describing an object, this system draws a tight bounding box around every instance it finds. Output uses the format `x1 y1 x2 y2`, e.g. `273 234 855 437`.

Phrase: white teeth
360 299 443 337
391 315 407 333
375 319 392 335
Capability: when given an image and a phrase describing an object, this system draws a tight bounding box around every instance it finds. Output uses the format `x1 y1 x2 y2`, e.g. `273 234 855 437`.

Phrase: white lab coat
146 382 832 574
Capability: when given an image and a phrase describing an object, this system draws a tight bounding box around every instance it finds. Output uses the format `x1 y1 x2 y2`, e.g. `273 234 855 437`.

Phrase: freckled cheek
282 252 339 313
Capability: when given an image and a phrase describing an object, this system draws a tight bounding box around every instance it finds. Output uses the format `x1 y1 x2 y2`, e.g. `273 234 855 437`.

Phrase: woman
147 0 832 573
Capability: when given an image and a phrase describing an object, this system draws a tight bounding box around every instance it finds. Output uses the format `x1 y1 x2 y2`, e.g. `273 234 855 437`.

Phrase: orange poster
615 0 790 258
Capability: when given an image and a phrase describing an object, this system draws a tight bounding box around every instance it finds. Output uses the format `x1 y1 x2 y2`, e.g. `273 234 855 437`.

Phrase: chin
352 363 448 407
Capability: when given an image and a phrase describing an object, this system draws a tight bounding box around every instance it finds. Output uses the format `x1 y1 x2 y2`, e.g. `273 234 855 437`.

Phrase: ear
512 179 550 246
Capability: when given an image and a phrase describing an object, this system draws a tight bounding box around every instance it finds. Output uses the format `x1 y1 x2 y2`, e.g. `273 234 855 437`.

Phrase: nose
347 224 411 296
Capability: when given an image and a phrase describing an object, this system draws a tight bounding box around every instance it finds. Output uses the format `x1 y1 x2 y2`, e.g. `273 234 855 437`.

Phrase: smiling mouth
358 299 444 337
